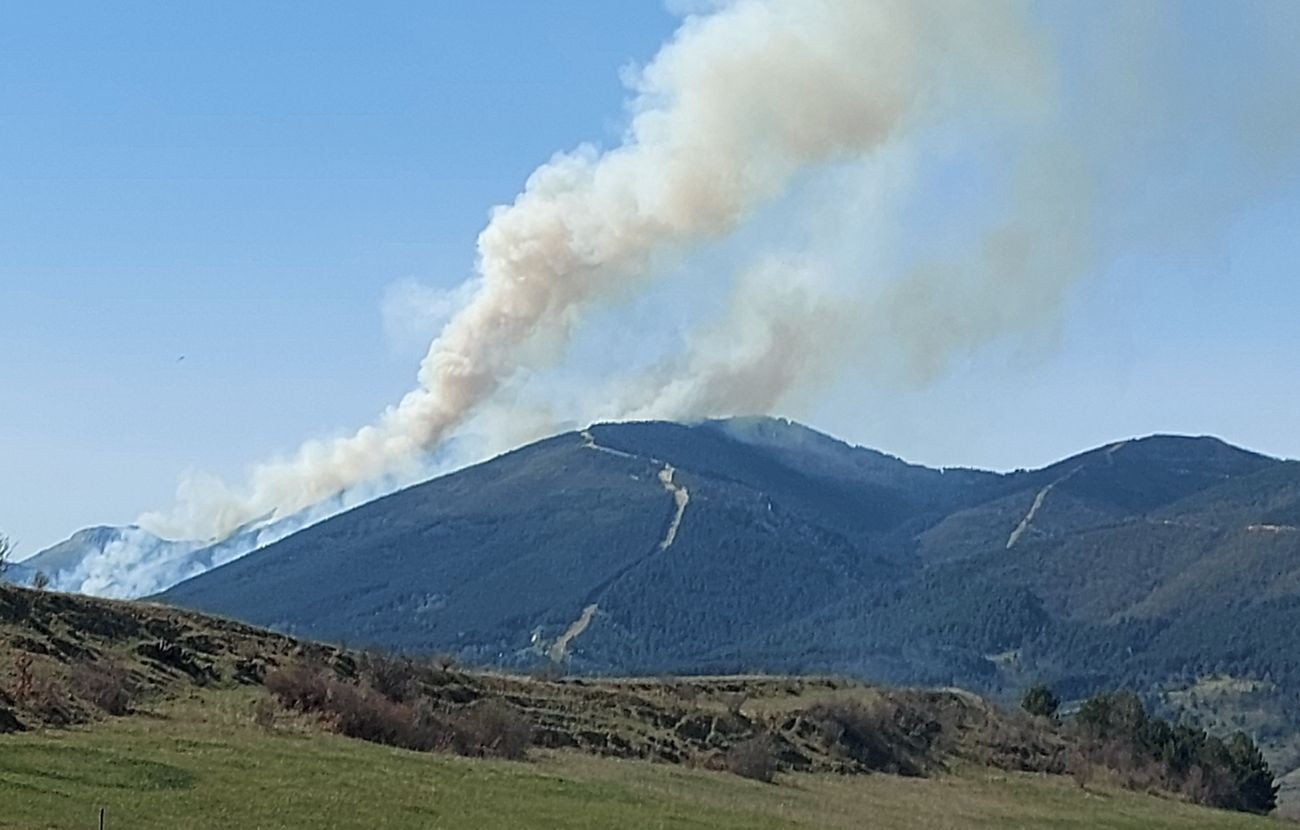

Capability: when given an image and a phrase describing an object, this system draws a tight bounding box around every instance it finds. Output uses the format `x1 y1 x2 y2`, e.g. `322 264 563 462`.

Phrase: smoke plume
144 0 999 540
137 0 1300 551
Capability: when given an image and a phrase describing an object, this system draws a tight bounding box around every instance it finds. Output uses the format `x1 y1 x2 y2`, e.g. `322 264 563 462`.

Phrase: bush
70 661 133 716
807 698 928 776
725 734 778 783
324 681 447 752
251 696 277 731
1021 683 1060 718
452 698 532 760
1070 690 1277 814
433 652 458 672
264 661 533 759
358 650 420 703
265 663 332 712
265 663 447 752
12 655 73 725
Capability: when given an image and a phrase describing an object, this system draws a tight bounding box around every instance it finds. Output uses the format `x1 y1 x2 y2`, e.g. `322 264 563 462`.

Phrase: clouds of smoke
595 0 1300 428
607 258 852 421
139 0 1300 550
143 0 952 540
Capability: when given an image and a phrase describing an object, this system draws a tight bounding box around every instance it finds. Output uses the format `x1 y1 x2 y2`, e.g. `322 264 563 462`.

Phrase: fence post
99 807 104 830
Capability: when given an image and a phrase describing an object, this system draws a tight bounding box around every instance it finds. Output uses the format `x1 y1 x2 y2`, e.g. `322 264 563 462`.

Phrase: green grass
0 691 1277 830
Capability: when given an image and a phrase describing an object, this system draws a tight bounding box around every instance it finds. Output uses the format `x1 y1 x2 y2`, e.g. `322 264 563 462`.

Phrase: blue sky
3 1 1299 553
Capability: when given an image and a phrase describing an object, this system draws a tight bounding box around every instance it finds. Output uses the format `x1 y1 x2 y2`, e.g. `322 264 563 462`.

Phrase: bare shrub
358 650 419 703
1066 747 1092 789
807 698 929 776
70 661 133 716
252 696 277 731
452 698 532 760
325 681 443 751
434 652 457 672
13 656 73 725
265 662 450 752
265 663 333 712
725 734 778 783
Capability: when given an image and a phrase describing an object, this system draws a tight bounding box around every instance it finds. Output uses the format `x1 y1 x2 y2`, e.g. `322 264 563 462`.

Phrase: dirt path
548 603 599 662
1006 482 1055 548
657 465 689 550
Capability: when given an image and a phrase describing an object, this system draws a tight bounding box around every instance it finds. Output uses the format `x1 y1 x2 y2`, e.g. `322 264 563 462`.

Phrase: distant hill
11 488 367 598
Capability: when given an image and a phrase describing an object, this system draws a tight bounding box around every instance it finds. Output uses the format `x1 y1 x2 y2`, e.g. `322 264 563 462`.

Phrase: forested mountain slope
158 419 1300 792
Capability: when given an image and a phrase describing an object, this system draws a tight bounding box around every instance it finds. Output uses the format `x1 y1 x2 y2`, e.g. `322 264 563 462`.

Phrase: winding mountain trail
658 465 689 550
548 603 599 662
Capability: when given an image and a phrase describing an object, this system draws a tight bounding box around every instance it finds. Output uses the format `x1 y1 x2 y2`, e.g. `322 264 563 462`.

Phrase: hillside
0 584 1280 827
157 421 1299 688
150 418 1300 806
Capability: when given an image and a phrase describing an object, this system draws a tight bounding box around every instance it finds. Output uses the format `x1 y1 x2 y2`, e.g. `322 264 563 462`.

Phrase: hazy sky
4 1 1299 554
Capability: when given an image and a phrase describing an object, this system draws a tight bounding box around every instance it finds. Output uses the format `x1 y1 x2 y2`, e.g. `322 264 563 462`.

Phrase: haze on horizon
4 0 1300 554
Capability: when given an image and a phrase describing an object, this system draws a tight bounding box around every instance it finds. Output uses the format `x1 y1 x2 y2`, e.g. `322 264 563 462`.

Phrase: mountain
11 485 386 598
157 419 970 659
14 526 204 596
153 419 1298 682
153 417 1300 798
154 418 1291 676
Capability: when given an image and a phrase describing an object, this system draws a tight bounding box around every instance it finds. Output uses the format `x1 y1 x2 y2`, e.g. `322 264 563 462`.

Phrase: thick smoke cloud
119 0 1300 571
143 0 984 541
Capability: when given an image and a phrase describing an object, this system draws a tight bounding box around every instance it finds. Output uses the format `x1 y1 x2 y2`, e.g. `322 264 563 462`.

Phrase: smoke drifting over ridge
132 0 1300 552
145 0 1031 541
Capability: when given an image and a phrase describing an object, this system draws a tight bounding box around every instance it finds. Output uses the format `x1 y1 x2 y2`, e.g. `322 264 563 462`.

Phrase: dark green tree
1021 683 1060 718
1224 731 1278 814
1074 690 1146 739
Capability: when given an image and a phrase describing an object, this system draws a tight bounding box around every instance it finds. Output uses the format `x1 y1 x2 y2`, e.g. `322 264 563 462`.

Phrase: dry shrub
70 660 133 716
324 682 448 752
725 734 778 783
251 696 277 731
265 662 532 759
265 663 333 712
807 698 930 776
1066 747 1092 789
358 651 420 703
265 663 447 752
433 652 458 672
12 656 74 725
452 698 532 760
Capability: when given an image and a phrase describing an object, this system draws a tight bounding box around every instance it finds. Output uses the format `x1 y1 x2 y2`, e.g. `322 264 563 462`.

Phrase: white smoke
142 0 972 541
126 0 1300 558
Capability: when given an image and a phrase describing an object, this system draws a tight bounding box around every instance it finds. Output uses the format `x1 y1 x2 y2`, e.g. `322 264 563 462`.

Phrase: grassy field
0 690 1275 830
